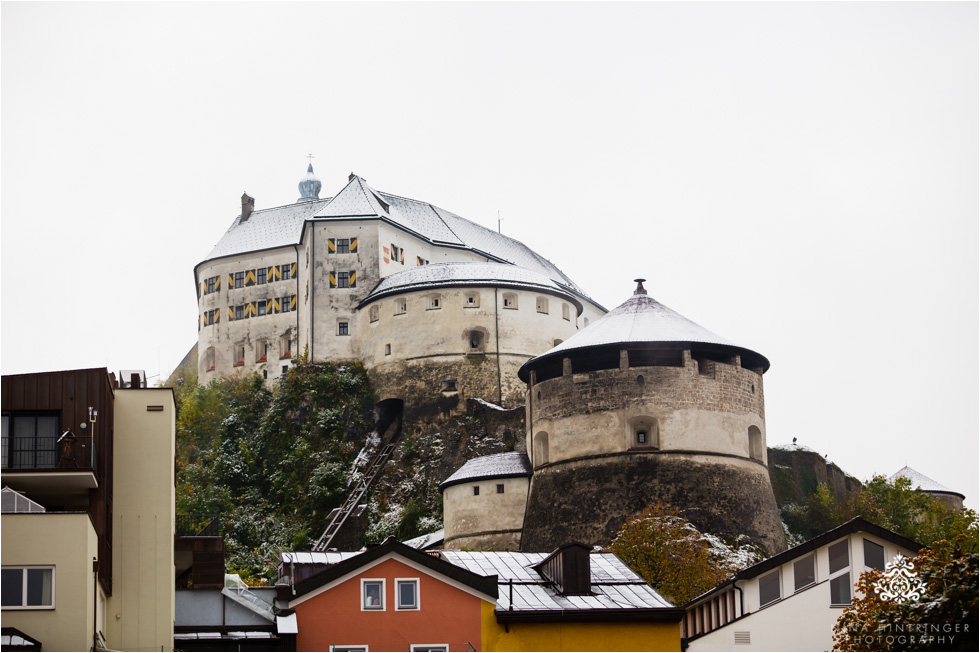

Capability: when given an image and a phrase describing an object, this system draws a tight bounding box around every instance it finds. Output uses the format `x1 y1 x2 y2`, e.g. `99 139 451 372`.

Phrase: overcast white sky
2 2 977 506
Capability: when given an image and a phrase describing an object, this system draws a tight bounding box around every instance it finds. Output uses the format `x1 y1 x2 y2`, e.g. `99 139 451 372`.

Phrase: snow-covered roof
198 173 597 306
439 452 532 492
889 466 964 498
402 529 445 550
202 198 332 261
439 550 676 612
359 262 582 310
519 282 769 379
279 551 360 565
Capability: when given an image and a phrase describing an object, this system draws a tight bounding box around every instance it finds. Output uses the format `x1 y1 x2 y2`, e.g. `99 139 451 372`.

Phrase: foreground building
277 538 682 651
1 368 175 652
682 517 922 651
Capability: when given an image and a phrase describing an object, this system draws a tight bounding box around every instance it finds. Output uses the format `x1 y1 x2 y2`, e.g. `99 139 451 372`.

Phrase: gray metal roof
197 172 596 307
439 551 675 612
360 263 581 310
202 198 332 262
439 452 532 492
520 282 769 378
889 466 964 498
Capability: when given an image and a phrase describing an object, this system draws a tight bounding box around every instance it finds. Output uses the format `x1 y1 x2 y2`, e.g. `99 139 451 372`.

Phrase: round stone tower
518 280 787 554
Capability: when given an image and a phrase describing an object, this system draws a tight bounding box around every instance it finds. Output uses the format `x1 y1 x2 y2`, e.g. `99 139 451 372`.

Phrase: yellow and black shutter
349 271 357 288
329 271 336 288
327 238 336 253
350 238 358 253
291 262 298 278
245 269 256 287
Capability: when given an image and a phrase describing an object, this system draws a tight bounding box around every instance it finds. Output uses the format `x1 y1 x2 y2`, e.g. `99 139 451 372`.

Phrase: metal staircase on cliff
313 412 402 551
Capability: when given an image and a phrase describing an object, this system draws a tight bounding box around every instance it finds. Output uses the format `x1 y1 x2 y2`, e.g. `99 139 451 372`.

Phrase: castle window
338 321 350 336
759 570 780 607
336 238 350 254
534 432 549 466
385 344 391 356
583 317 590 327
468 330 485 351
234 271 244 288
281 295 293 313
280 336 293 359
235 305 245 320
536 297 549 314
629 417 659 449
473 486 480 496
205 276 217 294
233 343 245 367
257 302 267 316
257 267 267 285
496 484 504 494
280 264 292 281
502 292 518 309
427 295 441 310
335 271 350 288
748 426 763 461
256 340 269 363
205 347 215 372
562 303 570 321
464 292 480 308
553 339 563 347
394 300 407 316
370 305 380 322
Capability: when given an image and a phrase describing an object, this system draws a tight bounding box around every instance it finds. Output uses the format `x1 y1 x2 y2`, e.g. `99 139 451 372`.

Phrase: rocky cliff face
767 445 863 508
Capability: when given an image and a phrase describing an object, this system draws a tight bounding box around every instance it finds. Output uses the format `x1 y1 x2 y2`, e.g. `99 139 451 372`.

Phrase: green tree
607 503 734 605
833 536 978 651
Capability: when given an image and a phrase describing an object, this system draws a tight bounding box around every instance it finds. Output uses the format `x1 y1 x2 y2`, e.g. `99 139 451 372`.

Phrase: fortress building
442 280 787 554
195 165 605 408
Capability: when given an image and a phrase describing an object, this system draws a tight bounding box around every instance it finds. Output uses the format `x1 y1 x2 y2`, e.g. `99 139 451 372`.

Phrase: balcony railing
177 514 223 537
1 434 96 472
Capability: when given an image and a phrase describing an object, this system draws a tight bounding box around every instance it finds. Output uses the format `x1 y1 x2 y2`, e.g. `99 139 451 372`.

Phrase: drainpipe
310 227 316 360
494 287 502 405
92 557 100 651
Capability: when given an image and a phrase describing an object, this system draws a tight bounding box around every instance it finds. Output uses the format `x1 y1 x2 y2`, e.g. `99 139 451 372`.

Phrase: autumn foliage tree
607 503 739 605
833 535 978 652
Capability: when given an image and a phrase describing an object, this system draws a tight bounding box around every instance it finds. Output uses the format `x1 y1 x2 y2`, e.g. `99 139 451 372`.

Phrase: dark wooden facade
2 368 116 594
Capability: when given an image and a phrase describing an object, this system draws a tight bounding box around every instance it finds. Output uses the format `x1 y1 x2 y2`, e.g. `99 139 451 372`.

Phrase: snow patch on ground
471 397 508 411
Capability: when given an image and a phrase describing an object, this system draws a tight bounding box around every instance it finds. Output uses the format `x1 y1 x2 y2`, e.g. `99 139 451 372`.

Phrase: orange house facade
287 539 497 652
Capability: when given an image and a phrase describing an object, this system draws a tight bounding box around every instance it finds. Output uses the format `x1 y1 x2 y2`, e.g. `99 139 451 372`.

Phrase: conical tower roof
519 279 769 381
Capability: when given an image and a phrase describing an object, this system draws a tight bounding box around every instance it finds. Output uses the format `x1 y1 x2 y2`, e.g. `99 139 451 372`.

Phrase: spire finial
298 157 322 201
634 278 647 295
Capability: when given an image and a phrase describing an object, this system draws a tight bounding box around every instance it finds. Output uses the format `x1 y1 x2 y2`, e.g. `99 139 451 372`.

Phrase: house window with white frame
793 554 815 591
331 647 368 652
410 646 447 652
863 539 885 571
395 579 419 610
338 321 350 336
758 569 780 607
828 539 851 606
362 579 384 611
1 566 55 609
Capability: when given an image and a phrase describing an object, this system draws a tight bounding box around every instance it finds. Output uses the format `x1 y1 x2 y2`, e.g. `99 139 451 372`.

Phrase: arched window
205 347 215 371
369 305 380 322
502 292 518 309
562 304 570 321
748 426 764 461
468 329 486 352
535 432 550 466
536 297 549 314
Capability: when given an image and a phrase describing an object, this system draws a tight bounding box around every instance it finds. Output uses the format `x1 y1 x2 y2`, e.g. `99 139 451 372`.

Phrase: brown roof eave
495 607 686 624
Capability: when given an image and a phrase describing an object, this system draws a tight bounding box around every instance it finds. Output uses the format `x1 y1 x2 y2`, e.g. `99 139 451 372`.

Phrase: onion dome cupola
298 163 322 202
518 278 770 383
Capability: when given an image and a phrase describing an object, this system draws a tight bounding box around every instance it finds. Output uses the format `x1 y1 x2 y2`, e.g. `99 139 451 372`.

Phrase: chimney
533 543 592 595
241 192 255 221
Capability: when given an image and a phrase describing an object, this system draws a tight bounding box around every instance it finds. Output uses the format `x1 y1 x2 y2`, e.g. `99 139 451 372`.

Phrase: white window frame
410 646 448 652
1 565 55 610
395 578 420 611
793 553 816 592
361 578 385 611
502 292 518 309
427 295 441 310
331 646 369 652
828 538 852 607
758 569 780 608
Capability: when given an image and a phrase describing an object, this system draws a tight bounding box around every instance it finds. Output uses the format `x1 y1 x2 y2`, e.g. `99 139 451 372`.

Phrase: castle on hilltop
196 164 786 553
195 164 605 408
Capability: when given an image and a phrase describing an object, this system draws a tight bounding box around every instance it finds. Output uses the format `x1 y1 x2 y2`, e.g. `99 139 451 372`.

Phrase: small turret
298 163 322 201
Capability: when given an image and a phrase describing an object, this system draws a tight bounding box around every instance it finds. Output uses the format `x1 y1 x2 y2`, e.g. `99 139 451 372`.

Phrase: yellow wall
105 387 176 652
1 513 100 652
481 602 681 652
